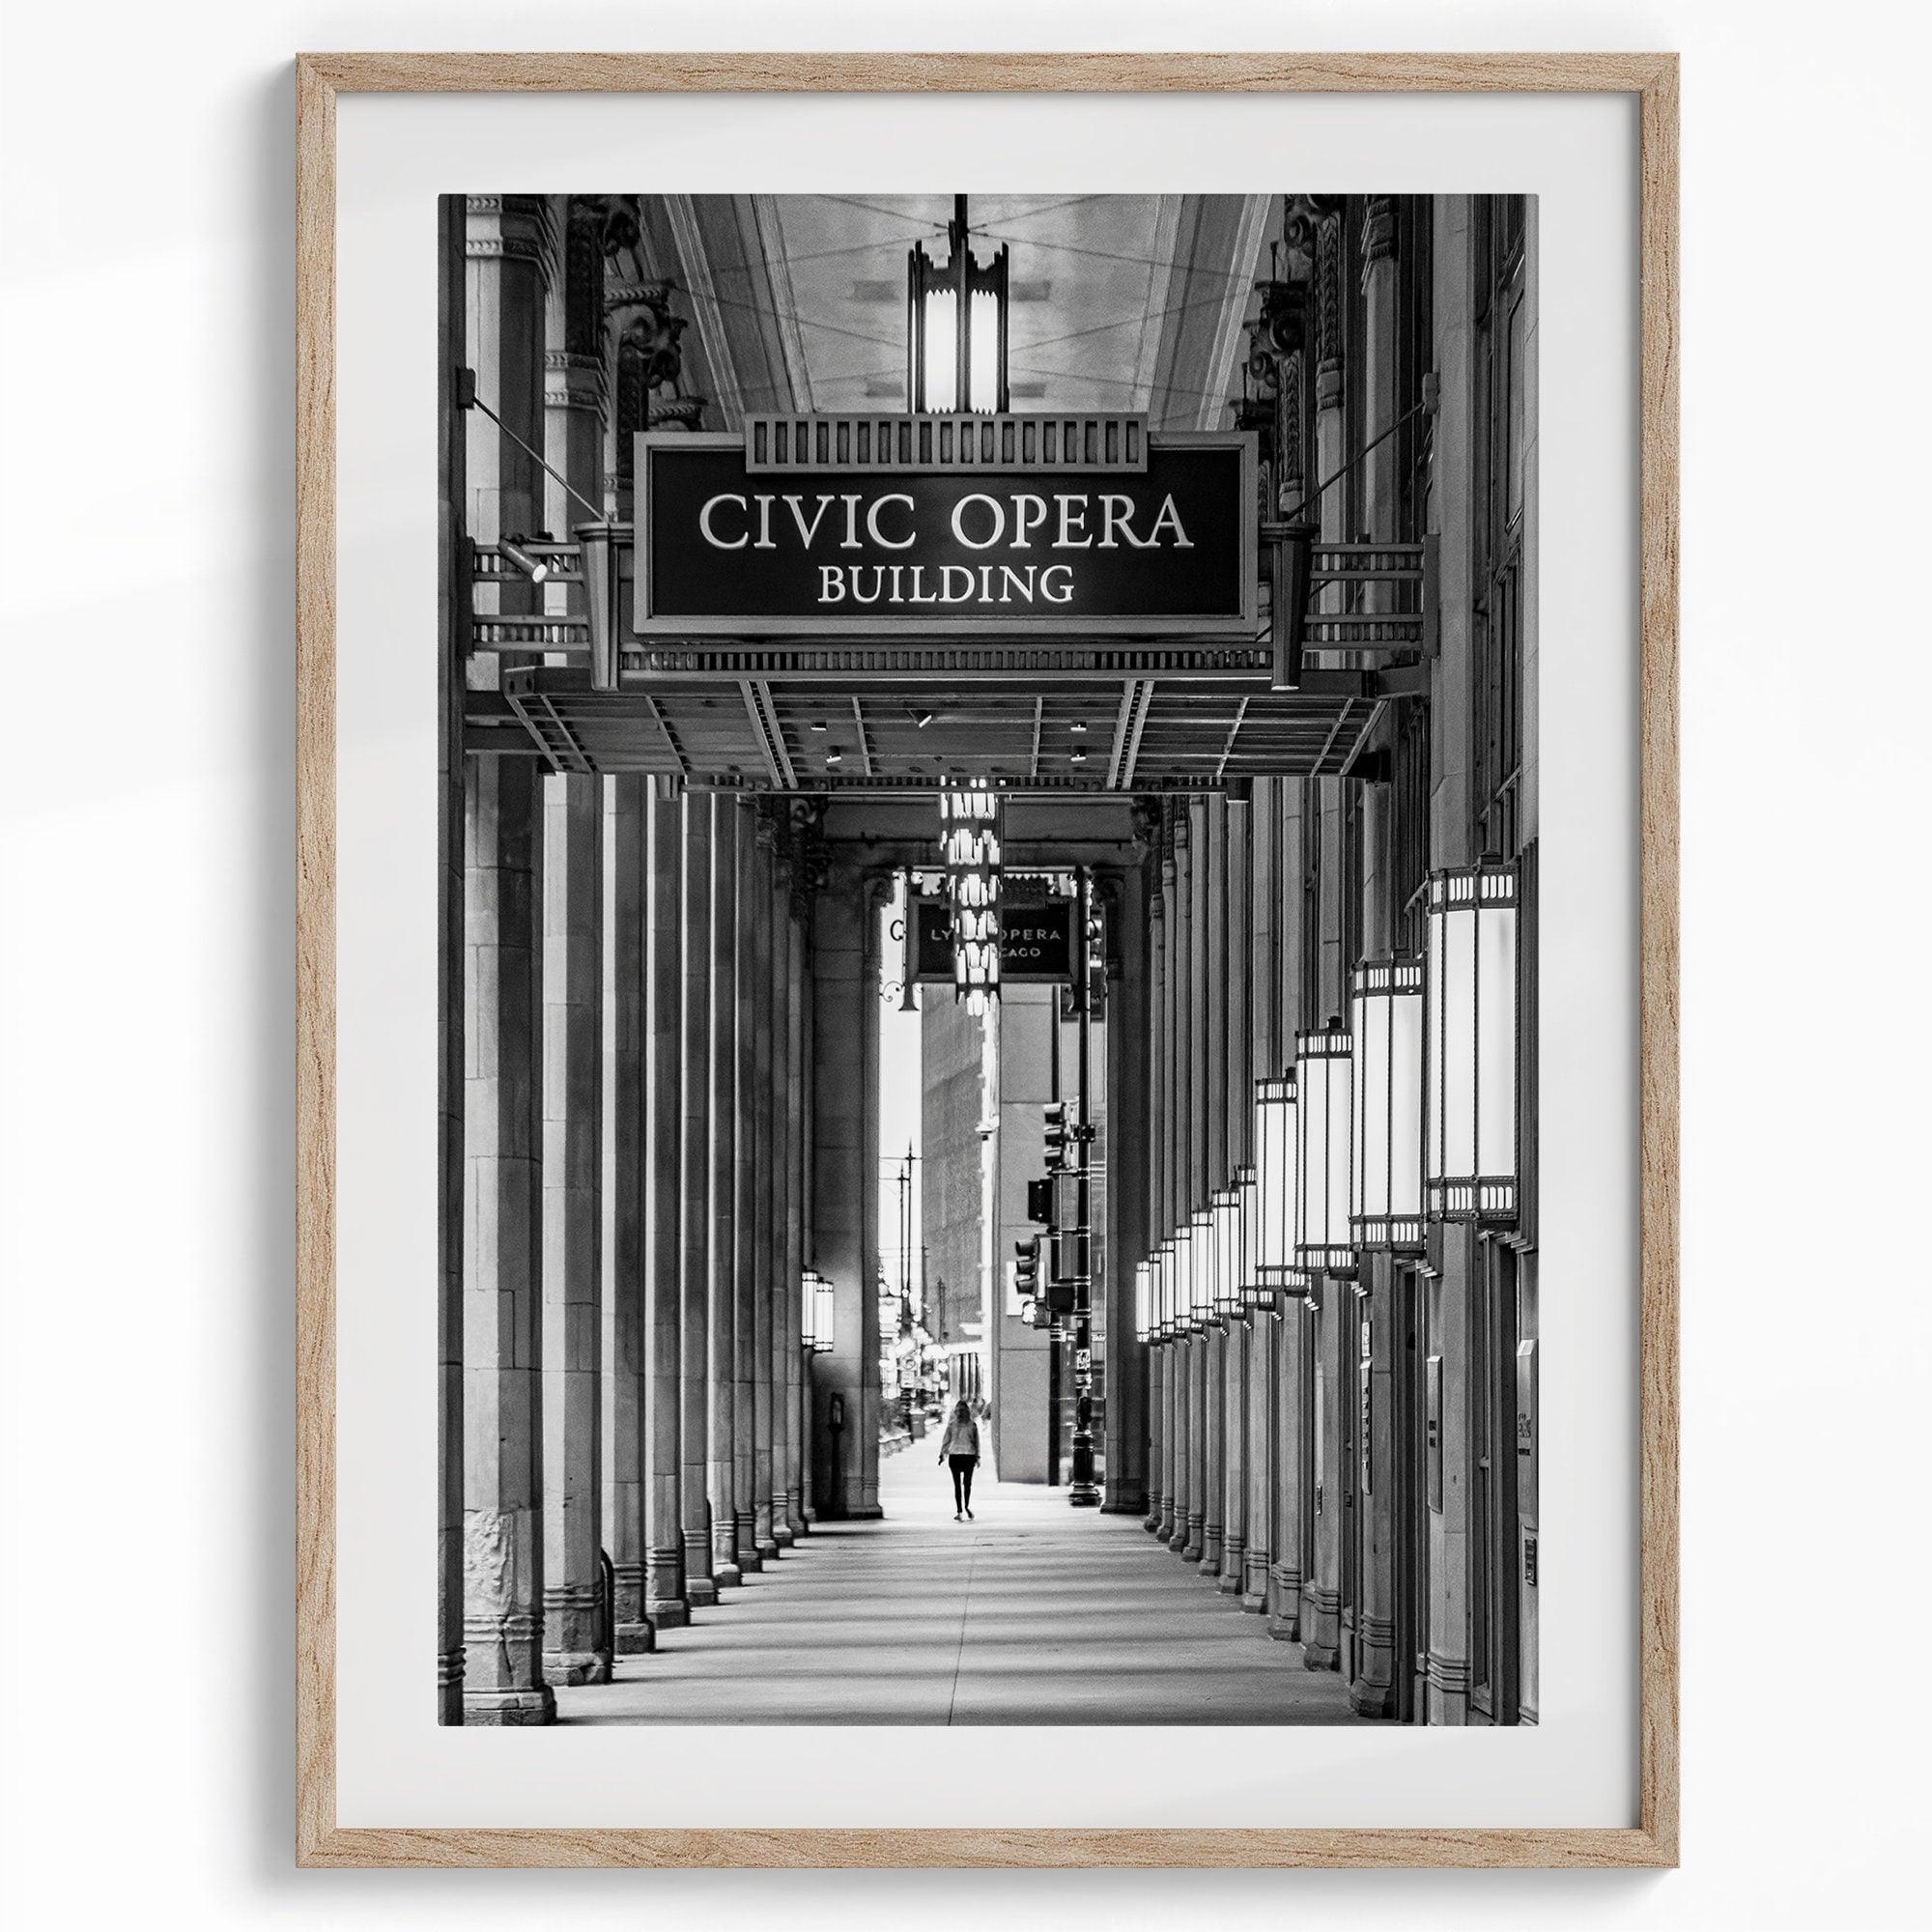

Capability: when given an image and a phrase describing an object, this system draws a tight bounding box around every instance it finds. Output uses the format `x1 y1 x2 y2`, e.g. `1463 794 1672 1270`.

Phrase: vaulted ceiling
641 192 1272 431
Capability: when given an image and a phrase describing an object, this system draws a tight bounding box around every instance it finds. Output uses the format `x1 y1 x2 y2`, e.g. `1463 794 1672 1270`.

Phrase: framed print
297 50 1678 1867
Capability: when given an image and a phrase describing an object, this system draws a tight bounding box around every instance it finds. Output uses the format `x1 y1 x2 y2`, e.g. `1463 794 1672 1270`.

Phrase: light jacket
939 1414 980 1459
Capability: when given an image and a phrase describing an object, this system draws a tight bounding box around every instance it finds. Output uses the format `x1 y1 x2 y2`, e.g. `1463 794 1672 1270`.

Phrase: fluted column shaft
677 793 717 1607
751 819 778 1555
643 781 687 1628
462 753 554 1725
770 854 796 1549
604 776 655 1653
706 794 741 1587
783 895 809 1537
731 806 761 1572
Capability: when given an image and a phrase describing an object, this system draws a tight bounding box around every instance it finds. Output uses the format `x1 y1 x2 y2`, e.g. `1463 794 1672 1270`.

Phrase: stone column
751 815 778 1554
677 792 717 1607
1200 1321 1226 1576
460 192 553 1726
706 794 741 1589
1187 798 1209 1207
1424 194 1481 1724
1159 823 1175 1546
462 753 554 1725
643 781 687 1629
1170 808 1195 1559
1198 798 1226 1576
1144 866 1167 1533
1183 1323 1207 1563
603 777 655 1654
1242 780 1276 1612
540 771 608 1686
1220 795 1252 1593
770 849 797 1549
1242 1311 1273 1613
1268 1304 1309 1643
731 805 761 1573
1270 779 1310 1640
437 194 466 1723
783 884 810 1537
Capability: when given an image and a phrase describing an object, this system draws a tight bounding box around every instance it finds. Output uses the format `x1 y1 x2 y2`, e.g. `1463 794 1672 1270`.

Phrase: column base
1241 1588 1269 1613
646 1600 689 1631
1199 1527 1223 1572
1218 1535 1245 1591
735 1549 763 1574
757 1540 781 1562
463 1687 555 1726
544 1649 612 1688
773 1524 795 1549
614 1621 657 1655
1349 1676 1396 1719
1266 1612 1302 1642
686 1577 720 1607
713 1562 743 1589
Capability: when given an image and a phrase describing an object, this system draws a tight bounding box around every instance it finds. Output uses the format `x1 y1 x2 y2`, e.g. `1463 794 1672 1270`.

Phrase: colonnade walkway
554 1446 1362 1727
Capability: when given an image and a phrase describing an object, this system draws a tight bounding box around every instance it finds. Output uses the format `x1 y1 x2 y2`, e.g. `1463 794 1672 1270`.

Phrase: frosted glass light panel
1211 1185 1243 1318
1350 956 1426 1251
1425 860 1520 1222
1294 1022 1355 1272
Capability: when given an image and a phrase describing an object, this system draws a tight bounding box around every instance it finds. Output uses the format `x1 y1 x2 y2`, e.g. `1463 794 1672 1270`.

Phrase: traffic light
1042 1100 1068 1171
1026 1177 1054 1225
1043 1274 1076 1320
1012 1236 1040 1301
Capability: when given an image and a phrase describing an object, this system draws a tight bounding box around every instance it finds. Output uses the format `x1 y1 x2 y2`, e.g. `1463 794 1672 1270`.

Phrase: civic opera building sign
634 414 1258 639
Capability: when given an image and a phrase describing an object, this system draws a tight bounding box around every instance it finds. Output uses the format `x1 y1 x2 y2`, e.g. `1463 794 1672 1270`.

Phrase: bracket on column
740 679 796 789
1108 677 1153 790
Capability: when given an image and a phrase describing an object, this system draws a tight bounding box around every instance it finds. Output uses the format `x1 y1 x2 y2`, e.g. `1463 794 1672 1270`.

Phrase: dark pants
949 1455 977 1512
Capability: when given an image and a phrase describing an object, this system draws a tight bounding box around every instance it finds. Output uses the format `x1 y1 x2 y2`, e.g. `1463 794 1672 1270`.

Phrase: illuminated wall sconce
1294 1021 1356 1273
1211 1184 1244 1320
907 194 1009 415
1350 955 1426 1251
1171 1222 1196 1334
1251 1073 1311 1301
803 1269 835 1354
1134 1259 1152 1344
1425 858 1520 1222
1189 1207 1216 1328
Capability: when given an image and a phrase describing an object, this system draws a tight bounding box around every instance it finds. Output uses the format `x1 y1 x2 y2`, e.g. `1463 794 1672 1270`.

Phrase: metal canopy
474 666 1385 791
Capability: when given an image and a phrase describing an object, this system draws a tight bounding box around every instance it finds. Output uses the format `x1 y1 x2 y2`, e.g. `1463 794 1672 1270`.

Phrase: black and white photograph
440 188 1539 1729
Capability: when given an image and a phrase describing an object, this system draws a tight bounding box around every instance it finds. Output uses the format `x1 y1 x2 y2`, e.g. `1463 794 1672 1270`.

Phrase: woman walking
938 1400 980 1520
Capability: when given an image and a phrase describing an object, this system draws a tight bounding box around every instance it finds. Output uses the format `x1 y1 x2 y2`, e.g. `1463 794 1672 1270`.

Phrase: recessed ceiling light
1069 721 1088 734
915 711 935 729
810 720 828 732
825 750 843 766
1070 750 1088 764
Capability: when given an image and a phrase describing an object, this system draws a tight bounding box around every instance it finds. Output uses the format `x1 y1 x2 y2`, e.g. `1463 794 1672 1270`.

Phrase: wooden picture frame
296 49 1678 1869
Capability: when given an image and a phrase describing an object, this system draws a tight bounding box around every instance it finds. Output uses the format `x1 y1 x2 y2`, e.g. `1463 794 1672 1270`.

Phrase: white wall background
1 3 1924 1926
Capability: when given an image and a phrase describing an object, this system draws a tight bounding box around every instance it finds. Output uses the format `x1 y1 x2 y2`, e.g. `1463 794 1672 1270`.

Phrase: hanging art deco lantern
907 194 1010 415
939 781 1002 1014
1425 857 1520 1222
1350 955 1426 1252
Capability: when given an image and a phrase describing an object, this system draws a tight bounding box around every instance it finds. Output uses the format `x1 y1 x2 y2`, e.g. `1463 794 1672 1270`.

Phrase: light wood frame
296 49 1679 1869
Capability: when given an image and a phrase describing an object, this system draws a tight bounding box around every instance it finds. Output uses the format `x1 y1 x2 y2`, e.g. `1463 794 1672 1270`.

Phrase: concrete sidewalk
554 1446 1363 1726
